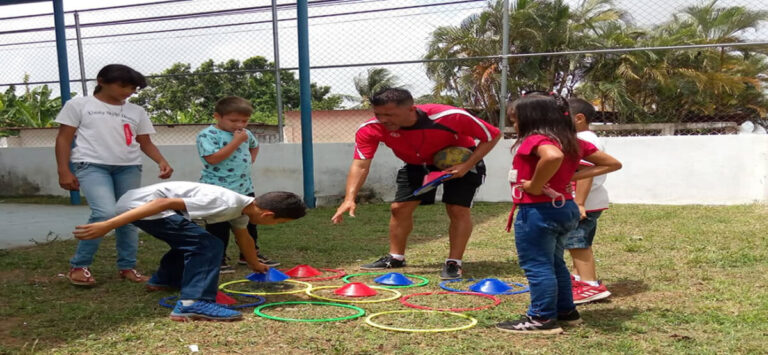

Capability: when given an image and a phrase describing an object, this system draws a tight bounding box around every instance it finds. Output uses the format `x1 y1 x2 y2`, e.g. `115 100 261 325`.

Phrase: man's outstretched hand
331 200 357 224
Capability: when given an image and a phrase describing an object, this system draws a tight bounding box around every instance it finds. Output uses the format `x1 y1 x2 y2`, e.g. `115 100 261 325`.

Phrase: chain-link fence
1 0 767 144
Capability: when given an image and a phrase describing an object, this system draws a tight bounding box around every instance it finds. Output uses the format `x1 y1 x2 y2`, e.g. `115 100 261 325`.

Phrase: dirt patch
0 269 24 282
0 317 31 350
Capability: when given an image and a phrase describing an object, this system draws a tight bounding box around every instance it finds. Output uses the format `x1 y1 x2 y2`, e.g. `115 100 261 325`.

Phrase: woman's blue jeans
514 200 579 320
69 162 141 269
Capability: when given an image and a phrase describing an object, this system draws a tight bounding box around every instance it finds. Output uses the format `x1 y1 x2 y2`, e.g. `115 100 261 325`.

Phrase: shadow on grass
608 279 651 299
263 203 510 268
407 260 526 280
0 202 512 353
0 242 175 353
579 307 642 333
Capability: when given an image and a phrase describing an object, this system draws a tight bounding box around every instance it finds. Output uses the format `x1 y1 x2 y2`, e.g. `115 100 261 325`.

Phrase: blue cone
468 278 512 295
373 272 413 286
246 268 291 282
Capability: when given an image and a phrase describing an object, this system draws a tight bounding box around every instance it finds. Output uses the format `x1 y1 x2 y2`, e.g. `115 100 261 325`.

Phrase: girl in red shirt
496 93 621 334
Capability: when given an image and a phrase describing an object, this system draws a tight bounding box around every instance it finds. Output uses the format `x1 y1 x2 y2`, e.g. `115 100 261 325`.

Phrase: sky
1 0 767 101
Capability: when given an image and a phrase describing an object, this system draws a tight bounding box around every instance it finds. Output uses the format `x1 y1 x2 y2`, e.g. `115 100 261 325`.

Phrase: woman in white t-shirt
54 64 174 286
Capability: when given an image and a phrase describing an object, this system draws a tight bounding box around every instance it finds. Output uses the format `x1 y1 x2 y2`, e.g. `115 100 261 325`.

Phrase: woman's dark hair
93 64 147 95
254 191 307 220
509 92 580 157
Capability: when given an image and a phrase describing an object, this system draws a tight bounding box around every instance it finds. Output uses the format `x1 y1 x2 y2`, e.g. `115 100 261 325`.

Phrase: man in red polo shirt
331 88 501 279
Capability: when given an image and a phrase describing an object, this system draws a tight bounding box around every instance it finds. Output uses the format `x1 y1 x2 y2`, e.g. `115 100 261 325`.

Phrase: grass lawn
1 203 767 354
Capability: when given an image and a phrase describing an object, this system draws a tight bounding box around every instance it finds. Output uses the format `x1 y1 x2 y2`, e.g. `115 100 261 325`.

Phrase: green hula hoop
365 310 478 333
254 301 365 322
306 285 402 304
342 272 429 289
219 279 312 296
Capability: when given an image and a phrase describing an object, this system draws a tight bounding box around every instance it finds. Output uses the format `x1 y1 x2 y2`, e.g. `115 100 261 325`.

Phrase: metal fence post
498 0 509 132
53 0 81 205
271 0 284 143
297 0 315 208
74 11 88 97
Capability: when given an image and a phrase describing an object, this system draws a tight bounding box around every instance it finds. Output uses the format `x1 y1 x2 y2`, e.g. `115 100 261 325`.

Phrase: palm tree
577 0 768 125
424 0 630 124
351 68 403 108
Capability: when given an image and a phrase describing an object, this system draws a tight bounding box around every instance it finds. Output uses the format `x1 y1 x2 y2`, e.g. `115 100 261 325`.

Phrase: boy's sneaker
258 253 280 267
496 315 563 334
169 300 243 322
556 309 583 326
573 281 611 304
237 254 281 267
440 261 462 280
145 282 177 292
360 255 406 270
219 262 235 274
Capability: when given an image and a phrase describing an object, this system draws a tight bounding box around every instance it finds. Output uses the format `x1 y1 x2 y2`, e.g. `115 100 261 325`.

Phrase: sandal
68 267 96 286
119 269 150 283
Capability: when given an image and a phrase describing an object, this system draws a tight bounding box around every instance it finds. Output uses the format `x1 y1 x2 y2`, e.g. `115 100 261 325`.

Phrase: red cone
333 282 378 297
216 291 237 305
284 264 323 278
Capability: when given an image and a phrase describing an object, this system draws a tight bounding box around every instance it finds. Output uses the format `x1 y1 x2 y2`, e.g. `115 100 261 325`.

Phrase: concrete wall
1 135 767 205
284 109 370 143
0 124 279 147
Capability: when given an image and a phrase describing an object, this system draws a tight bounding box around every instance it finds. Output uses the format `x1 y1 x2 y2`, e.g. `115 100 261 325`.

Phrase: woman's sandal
119 269 149 283
68 267 96 286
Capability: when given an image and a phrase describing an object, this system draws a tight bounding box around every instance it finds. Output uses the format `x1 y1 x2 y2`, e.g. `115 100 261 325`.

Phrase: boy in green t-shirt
195 96 278 272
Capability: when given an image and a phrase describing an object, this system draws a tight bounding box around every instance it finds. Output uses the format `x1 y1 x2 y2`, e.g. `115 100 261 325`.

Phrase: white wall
601 135 768 205
1 135 767 205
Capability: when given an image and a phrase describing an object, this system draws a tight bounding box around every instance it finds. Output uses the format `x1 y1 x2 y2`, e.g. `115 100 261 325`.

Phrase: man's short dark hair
370 88 413 107
254 191 307 219
567 97 596 123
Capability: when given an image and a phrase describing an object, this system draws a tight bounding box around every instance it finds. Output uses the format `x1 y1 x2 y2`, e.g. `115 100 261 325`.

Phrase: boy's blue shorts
564 211 603 249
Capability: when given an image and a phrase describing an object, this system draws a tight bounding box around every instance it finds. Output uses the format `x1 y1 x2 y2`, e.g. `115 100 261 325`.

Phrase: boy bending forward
73 181 306 321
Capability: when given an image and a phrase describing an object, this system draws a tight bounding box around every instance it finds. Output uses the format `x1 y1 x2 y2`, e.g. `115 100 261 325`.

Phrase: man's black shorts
393 161 486 207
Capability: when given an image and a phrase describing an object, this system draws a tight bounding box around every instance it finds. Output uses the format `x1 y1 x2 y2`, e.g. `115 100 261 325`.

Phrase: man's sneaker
556 309 583 326
573 281 611 304
440 261 462 280
495 315 563 334
360 255 406 270
219 262 235 274
169 300 243 322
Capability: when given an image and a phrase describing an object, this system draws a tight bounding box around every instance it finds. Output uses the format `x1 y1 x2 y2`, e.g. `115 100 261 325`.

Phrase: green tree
351 68 404 108
577 0 768 124
0 76 70 133
131 56 344 124
424 0 628 124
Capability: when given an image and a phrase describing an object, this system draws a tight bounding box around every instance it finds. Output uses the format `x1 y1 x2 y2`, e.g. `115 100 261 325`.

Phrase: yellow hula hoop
365 310 478 333
219 279 313 296
305 285 402 304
